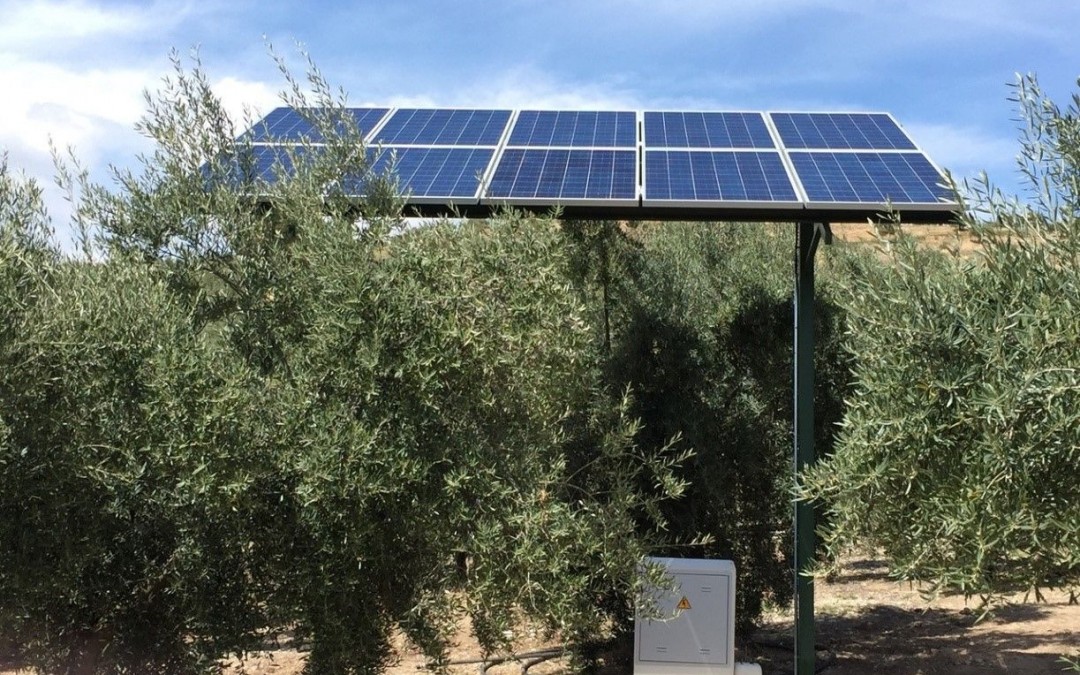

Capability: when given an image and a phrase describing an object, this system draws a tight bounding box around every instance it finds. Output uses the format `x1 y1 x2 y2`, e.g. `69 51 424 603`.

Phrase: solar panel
487 149 637 201
225 144 335 189
245 107 391 142
771 113 916 150
790 151 948 203
368 147 494 199
243 145 315 182
645 151 797 202
373 109 511 146
644 112 774 148
225 144 490 201
508 111 637 147
236 106 956 220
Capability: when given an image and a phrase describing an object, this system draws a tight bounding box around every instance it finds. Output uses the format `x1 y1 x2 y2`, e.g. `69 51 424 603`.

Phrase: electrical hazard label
676 596 692 610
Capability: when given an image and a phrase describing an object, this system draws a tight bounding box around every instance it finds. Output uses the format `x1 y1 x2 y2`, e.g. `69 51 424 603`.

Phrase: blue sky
2 0 1077 239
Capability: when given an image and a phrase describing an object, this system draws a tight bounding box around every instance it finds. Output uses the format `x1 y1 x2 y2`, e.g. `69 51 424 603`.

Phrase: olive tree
563 221 851 632
0 53 686 674
801 75 1080 603
1 159 278 673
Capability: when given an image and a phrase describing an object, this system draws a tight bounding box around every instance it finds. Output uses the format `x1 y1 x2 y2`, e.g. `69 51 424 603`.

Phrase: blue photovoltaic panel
367 146 494 198
790 152 948 203
772 113 917 150
508 111 637 147
644 112 774 148
228 145 323 186
645 151 797 202
373 109 511 146
236 106 957 219
487 149 637 200
246 107 390 142
245 108 313 142
237 145 491 199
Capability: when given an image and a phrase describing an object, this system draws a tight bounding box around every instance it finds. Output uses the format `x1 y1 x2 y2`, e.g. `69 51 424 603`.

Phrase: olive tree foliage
563 222 850 632
0 192 277 673
0 52 687 674
801 74 1080 603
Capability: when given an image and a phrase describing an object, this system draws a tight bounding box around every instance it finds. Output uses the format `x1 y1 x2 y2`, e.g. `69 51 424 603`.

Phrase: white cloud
0 0 280 249
0 0 167 50
0 0 266 160
0 62 280 178
214 76 281 129
0 57 151 157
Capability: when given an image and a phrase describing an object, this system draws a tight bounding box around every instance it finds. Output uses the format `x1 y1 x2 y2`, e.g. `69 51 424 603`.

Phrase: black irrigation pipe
430 647 569 674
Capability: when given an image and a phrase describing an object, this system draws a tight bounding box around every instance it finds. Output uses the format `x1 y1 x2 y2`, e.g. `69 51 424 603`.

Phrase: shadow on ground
747 602 1078 675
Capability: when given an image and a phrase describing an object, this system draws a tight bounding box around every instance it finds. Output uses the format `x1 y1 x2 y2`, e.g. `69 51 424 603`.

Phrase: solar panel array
239 107 956 220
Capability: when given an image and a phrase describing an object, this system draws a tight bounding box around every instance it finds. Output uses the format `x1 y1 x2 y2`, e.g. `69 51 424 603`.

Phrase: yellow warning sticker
676 596 692 610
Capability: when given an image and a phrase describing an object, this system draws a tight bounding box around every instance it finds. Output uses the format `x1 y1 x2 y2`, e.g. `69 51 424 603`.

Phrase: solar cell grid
859 114 915 149
508 111 636 147
345 108 394 139
245 107 390 142
487 148 637 200
771 112 917 150
367 146 493 198
246 108 315 142
790 151 947 203
237 144 489 199
644 112 774 149
645 151 797 202
374 109 511 146
242 145 328 185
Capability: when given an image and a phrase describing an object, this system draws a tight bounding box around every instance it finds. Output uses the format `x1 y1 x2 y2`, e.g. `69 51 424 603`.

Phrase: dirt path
749 558 1080 674
3 557 1076 674
219 557 1080 674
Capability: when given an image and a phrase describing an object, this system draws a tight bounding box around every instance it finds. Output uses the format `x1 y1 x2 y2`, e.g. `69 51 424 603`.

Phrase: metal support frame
793 221 830 675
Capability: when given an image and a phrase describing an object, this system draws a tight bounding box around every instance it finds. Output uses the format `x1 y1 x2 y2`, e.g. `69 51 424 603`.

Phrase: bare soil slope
830 221 986 256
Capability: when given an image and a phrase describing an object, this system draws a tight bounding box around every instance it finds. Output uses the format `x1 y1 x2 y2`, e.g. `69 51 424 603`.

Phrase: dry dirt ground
2 556 1076 674
750 558 1079 674
209 556 1076 675
214 556 1077 675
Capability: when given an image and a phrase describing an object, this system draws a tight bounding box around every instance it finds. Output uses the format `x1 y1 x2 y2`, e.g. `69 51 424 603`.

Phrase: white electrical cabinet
635 558 759 675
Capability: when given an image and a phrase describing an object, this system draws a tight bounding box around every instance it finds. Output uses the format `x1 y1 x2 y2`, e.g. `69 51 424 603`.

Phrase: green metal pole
794 222 824 675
